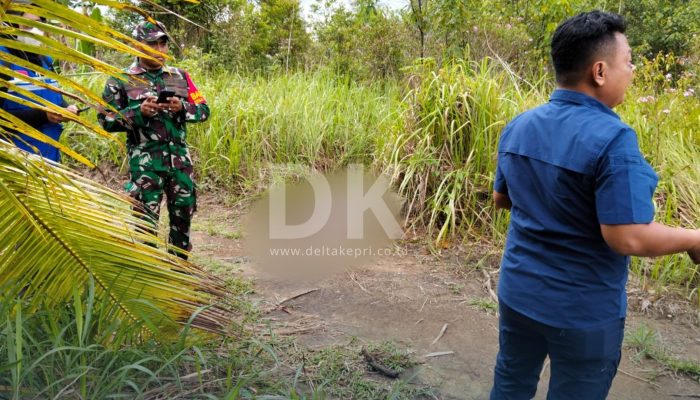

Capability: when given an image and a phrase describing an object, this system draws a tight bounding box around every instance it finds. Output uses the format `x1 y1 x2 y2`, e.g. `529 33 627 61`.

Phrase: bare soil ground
188 193 700 400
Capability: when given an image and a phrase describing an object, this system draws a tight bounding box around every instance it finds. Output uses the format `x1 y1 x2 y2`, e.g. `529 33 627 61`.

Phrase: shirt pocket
163 75 189 98
125 82 155 101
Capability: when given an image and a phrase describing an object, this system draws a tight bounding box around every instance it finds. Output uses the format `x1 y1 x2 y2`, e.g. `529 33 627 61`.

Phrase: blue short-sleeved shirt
494 89 658 329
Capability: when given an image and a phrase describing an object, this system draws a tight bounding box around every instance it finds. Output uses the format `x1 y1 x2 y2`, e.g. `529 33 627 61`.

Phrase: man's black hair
551 10 626 86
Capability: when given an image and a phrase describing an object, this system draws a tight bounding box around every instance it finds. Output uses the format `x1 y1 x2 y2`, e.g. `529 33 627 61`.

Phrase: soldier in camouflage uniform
98 21 210 259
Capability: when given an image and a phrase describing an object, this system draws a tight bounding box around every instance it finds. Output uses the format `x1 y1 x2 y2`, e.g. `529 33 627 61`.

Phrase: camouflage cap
133 20 170 42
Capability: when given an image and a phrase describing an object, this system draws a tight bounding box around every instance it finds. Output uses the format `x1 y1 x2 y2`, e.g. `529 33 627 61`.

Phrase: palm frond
0 143 230 335
0 96 92 164
0 0 165 163
0 0 232 338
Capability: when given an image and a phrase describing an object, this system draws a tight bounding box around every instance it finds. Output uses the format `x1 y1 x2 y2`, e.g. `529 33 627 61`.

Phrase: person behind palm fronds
0 7 78 162
98 20 210 260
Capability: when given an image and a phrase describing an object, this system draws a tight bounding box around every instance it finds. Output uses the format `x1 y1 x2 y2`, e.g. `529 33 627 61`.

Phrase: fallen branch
425 351 454 358
362 348 400 379
482 268 498 303
431 323 448 345
277 288 320 306
618 368 661 389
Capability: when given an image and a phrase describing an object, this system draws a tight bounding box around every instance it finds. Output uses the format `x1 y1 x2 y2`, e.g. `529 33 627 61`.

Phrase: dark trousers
490 302 624 400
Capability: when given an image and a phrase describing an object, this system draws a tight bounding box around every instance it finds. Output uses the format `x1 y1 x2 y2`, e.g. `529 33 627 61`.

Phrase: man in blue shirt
490 10 700 399
0 10 78 162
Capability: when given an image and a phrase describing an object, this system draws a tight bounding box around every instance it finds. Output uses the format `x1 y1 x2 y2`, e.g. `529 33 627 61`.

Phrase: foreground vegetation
0 270 433 399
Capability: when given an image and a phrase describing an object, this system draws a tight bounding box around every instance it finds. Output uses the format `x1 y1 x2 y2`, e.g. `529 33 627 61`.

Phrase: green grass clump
626 324 700 380
616 57 700 291
0 273 434 398
286 339 433 400
467 297 499 314
0 276 286 399
384 58 546 245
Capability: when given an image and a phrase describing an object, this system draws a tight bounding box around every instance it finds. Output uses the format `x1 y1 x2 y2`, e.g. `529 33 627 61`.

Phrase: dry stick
482 268 498 303
668 394 700 398
165 369 212 382
425 351 454 358
419 296 429 312
277 288 319 306
144 370 214 398
432 323 448 345
618 368 661 389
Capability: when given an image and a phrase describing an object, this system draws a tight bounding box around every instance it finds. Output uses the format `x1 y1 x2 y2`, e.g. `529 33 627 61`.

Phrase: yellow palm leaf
0 142 229 335
0 50 117 113
0 0 232 337
7 1 166 63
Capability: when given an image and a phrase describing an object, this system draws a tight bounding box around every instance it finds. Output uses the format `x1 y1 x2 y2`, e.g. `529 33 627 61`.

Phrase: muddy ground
189 194 700 400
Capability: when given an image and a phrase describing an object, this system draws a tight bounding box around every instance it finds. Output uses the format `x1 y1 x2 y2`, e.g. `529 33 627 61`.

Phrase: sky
299 0 408 20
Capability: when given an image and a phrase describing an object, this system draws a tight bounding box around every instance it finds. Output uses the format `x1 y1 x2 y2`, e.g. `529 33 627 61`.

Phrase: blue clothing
0 46 65 162
490 302 623 400
494 89 658 329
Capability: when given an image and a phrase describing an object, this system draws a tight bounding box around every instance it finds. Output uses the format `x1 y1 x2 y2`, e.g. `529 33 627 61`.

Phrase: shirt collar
550 89 620 120
127 60 164 75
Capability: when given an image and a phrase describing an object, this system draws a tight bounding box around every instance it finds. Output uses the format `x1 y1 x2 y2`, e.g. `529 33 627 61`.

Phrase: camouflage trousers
126 165 196 258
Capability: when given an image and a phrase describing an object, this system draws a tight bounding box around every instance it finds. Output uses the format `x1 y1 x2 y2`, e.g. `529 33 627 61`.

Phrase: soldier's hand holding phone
140 96 159 117
161 94 182 114
154 90 181 114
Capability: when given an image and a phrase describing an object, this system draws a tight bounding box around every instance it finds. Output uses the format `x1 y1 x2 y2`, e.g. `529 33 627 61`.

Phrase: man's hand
46 104 79 124
493 191 512 210
140 96 159 118
157 96 182 114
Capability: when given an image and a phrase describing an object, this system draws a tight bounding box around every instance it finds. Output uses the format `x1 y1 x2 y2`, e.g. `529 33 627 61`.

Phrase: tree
622 0 700 58
313 0 411 80
256 0 310 71
408 0 429 59
107 0 241 58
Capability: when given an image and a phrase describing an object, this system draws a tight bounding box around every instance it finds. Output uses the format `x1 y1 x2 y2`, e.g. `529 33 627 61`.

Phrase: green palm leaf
0 0 231 337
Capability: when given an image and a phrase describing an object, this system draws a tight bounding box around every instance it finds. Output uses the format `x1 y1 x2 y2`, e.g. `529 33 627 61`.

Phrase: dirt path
191 196 700 400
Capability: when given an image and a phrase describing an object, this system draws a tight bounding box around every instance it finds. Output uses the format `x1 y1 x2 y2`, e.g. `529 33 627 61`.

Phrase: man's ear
591 61 606 87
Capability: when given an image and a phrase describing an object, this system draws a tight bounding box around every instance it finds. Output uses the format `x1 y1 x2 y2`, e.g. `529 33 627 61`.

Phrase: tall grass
384 58 547 245
62 56 700 291
188 70 405 193
0 278 216 398
0 276 301 399
617 56 700 291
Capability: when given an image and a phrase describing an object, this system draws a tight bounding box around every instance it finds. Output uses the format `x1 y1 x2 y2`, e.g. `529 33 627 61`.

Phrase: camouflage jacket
98 61 210 172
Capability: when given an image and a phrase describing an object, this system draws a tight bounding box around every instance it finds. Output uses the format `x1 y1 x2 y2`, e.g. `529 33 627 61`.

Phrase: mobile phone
156 90 175 103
